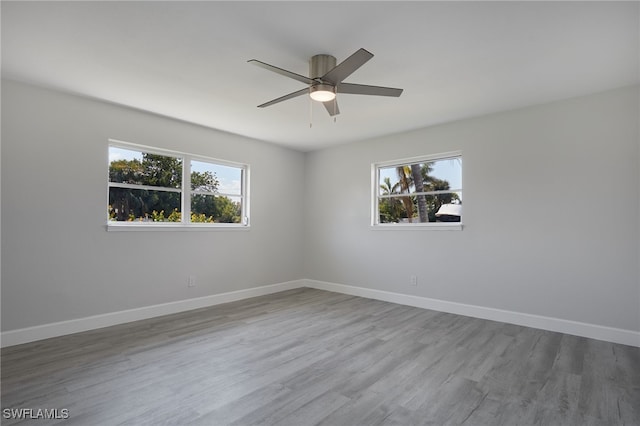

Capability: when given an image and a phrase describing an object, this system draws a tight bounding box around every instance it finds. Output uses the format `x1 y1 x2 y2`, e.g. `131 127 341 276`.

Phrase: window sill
106 223 250 232
371 223 463 231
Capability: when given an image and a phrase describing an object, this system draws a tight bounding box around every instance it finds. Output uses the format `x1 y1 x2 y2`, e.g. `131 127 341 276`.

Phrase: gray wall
304 86 640 332
2 80 639 335
1 80 306 331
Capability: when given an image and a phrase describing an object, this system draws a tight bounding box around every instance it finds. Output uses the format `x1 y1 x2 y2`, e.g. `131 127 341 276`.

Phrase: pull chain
309 93 313 128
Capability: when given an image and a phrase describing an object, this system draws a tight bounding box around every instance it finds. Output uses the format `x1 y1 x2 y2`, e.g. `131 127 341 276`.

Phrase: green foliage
143 154 183 188
191 170 218 191
191 212 214 223
151 210 166 222
214 196 242 223
149 209 182 222
109 159 144 184
379 177 405 223
191 194 241 223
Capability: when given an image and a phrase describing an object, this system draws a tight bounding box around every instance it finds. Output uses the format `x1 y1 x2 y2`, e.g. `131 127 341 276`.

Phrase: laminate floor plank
2 288 638 425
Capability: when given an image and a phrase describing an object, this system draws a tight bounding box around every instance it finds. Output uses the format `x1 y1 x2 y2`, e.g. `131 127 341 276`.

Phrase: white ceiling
2 1 638 151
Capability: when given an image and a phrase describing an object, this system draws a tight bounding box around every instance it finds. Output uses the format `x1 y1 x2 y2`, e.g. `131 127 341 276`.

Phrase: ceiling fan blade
248 59 314 85
322 99 340 116
338 83 403 97
257 88 309 108
321 48 374 85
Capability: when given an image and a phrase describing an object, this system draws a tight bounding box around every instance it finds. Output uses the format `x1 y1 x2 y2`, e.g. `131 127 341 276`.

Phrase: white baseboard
3 278 638 348
0 280 304 348
304 279 640 348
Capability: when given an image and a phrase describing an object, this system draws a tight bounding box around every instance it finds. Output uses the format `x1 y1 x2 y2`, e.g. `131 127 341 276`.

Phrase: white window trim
107 139 250 230
106 223 251 232
371 150 463 230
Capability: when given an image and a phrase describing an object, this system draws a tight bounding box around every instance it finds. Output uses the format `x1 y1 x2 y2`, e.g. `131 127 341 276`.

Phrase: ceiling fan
248 48 403 116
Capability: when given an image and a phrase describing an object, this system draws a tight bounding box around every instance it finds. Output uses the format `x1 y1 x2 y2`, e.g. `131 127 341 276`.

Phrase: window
108 141 248 228
372 151 462 228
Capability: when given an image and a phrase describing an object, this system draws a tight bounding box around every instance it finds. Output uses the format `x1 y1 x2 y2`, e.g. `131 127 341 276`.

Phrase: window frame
371 150 463 230
107 139 249 231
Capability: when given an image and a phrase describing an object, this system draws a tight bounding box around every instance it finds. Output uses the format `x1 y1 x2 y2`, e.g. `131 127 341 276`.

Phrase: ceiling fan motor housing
310 54 337 81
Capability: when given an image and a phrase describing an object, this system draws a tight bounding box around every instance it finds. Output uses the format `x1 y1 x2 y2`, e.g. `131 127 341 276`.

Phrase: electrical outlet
188 276 196 287
410 275 417 286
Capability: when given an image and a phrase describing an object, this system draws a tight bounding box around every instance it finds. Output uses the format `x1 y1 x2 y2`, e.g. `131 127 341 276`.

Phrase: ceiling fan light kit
249 48 403 117
309 84 336 102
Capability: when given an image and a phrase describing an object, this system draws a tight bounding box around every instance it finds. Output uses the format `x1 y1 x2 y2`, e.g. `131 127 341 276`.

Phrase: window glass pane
379 193 461 224
422 157 462 192
434 194 462 223
378 157 462 196
378 194 412 223
378 167 406 196
108 143 248 227
191 194 242 224
109 147 182 189
109 187 181 222
191 160 242 195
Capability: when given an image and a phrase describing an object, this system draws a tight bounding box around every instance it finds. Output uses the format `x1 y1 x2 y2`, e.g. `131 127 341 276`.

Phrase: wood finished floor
1 288 639 426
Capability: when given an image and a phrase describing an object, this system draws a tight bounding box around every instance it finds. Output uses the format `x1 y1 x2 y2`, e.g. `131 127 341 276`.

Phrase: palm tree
411 164 428 222
379 177 397 198
379 177 403 222
396 165 414 222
